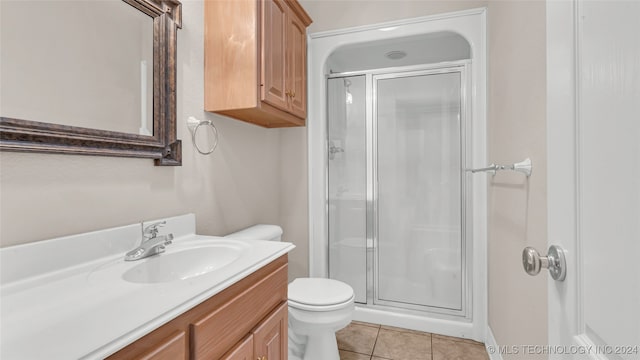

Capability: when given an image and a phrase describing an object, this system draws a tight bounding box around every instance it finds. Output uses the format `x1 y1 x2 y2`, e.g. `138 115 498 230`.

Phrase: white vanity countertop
0 214 294 360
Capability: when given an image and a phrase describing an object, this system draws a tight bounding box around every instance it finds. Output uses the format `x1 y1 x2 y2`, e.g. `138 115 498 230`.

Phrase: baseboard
353 306 479 341
486 326 503 360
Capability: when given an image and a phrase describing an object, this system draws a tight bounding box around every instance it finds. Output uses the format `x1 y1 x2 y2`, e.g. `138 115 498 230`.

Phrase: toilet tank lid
224 224 283 241
288 278 354 306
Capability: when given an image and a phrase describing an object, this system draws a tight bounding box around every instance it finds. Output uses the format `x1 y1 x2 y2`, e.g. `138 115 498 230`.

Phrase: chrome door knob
522 245 566 281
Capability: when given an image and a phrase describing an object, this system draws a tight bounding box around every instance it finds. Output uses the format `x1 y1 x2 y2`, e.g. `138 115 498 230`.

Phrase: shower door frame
327 62 472 319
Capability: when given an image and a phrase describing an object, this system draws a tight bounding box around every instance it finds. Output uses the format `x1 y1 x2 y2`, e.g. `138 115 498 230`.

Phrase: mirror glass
0 1 154 135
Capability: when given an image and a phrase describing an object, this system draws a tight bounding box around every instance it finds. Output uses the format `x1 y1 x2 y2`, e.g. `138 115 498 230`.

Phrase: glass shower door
327 75 367 303
375 70 465 312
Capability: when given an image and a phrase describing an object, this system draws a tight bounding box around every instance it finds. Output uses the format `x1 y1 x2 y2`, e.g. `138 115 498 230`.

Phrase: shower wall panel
327 75 367 303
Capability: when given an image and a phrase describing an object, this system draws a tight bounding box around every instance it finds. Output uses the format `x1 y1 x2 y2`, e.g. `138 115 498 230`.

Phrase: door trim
547 0 581 353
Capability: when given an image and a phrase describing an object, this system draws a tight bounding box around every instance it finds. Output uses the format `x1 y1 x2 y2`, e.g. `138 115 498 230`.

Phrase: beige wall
301 0 548 357
279 128 309 281
300 0 487 33
487 2 547 357
0 0 309 281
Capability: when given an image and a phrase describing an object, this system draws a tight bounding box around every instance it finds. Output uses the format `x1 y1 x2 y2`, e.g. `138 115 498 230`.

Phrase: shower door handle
522 245 566 281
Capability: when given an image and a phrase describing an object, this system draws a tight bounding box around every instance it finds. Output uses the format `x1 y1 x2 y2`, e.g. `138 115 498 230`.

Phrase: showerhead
343 78 353 104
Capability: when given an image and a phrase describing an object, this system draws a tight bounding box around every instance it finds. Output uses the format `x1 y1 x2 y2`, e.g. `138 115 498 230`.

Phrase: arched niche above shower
326 31 471 74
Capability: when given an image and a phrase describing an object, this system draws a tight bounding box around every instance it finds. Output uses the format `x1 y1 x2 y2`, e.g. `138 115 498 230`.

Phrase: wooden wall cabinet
107 256 288 360
204 0 312 128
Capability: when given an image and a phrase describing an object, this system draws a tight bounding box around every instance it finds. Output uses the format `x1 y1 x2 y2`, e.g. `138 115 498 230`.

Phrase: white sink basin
122 240 247 283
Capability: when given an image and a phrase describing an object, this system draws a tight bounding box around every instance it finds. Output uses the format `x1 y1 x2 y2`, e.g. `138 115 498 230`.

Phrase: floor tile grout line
430 332 433 359
343 349 377 357
380 326 431 336
370 325 381 359
432 333 484 344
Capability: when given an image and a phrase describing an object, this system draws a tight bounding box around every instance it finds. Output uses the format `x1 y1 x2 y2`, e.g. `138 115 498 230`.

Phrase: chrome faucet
124 221 174 261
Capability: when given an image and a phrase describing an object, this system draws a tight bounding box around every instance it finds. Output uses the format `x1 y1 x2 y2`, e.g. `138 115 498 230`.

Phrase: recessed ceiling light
385 50 407 60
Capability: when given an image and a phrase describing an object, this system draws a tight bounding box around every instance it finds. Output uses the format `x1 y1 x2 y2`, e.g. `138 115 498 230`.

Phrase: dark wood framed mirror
0 0 182 166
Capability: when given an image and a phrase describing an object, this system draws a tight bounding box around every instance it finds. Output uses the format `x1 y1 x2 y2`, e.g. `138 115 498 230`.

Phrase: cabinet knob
291 91 296 98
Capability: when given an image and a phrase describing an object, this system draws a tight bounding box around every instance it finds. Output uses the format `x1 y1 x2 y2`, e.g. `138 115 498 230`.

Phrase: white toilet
225 225 355 360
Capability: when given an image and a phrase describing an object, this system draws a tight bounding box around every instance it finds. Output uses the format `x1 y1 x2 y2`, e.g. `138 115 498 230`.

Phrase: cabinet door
261 0 288 112
253 303 288 360
286 10 307 119
221 335 254 360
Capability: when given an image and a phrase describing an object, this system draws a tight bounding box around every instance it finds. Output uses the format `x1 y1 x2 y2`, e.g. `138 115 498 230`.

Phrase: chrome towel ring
187 116 219 155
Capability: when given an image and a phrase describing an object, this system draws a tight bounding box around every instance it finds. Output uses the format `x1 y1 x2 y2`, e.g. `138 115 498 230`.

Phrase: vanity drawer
137 330 187 360
191 263 287 359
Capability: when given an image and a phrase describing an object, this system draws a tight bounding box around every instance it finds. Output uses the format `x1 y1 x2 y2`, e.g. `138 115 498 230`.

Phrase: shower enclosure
328 64 471 317
308 9 487 339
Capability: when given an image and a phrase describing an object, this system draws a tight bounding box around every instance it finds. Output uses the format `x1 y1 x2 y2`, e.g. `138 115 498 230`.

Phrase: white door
547 1 640 359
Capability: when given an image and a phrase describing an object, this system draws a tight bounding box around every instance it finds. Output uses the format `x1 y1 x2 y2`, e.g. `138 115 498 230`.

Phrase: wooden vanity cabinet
107 255 288 360
204 0 312 128
221 303 287 360
220 335 253 360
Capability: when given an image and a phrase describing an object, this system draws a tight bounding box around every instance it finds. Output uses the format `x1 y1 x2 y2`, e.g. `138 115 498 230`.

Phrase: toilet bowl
225 225 355 360
288 278 355 360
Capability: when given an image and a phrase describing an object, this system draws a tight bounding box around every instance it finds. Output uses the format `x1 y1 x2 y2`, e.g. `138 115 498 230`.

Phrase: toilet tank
224 224 283 242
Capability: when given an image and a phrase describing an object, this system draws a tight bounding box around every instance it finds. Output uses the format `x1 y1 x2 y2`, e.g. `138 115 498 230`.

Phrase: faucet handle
164 233 174 245
143 220 166 239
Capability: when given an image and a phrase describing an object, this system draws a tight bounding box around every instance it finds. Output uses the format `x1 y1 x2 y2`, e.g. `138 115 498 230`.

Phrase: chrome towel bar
467 158 532 177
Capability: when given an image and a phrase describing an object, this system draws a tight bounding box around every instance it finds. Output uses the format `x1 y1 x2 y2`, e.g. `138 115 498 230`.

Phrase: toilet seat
288 278 354 311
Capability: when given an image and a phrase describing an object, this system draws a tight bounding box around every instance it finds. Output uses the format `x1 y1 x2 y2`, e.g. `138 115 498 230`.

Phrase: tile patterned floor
337 321 490 360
